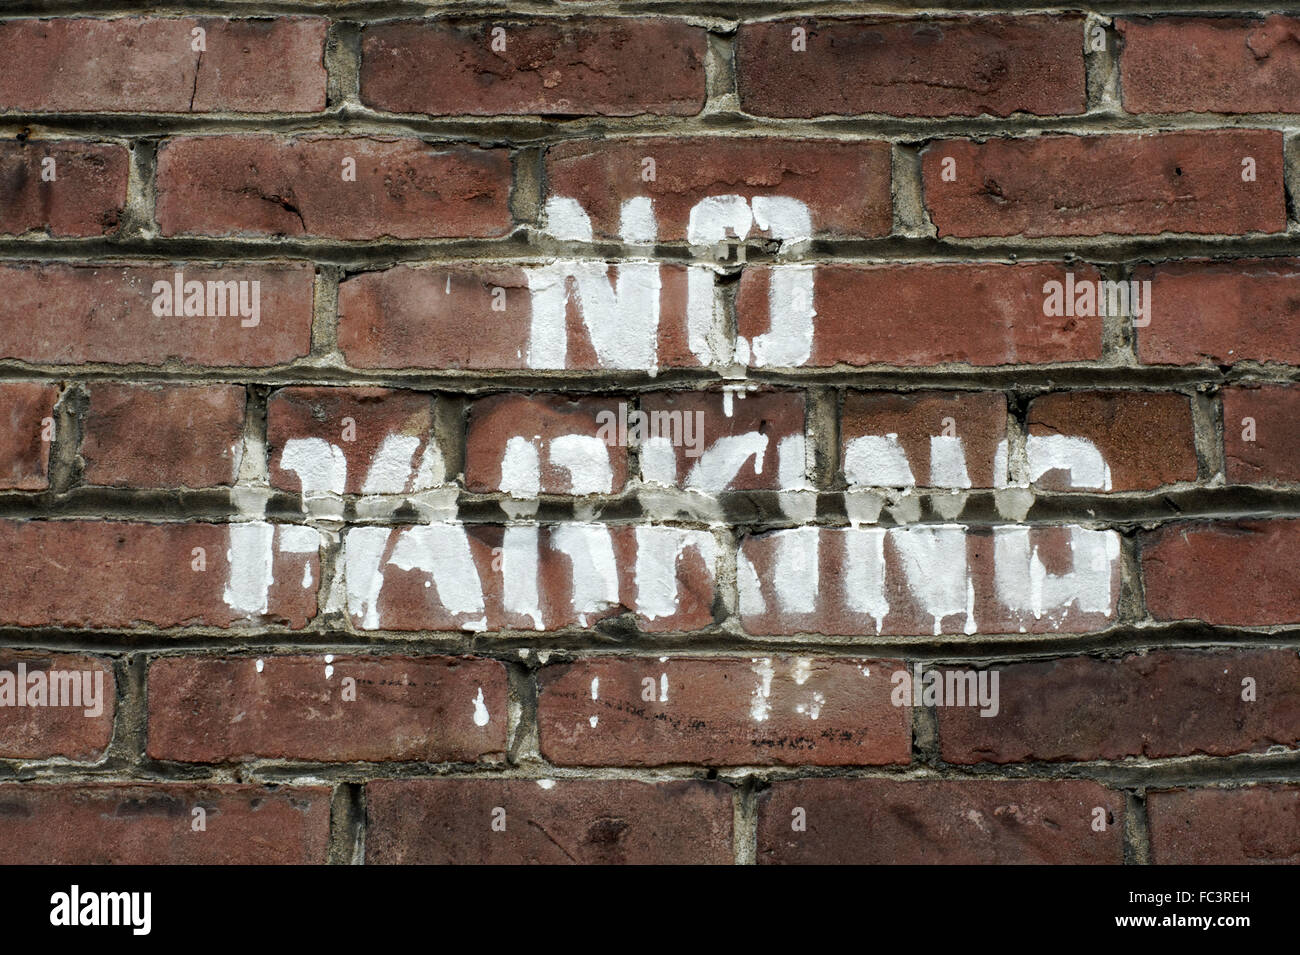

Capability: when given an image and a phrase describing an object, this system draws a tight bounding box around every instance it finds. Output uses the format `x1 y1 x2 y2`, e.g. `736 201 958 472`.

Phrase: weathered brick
544 138 892 242
0 141 127 237
82 383 246 488
465 394 628 495
0 382 58 490
268 387 443 496
1142 520 1300 626
0 520 318 629
939 650 1300 763
1136 259 1300 366
736 264 1103 368
361 18 706 117
739 525 1121 636
841 391 1007 488
1223 385 1300 483
0 653 114 760
1148 785 1300 864
738 16 1085 117
1026 391 1198 490
147 655 507 763
156 136 512 239
758 779 1124 863
0 784 331 864
337 263 700 371
1119 16 1300 114
366 778 733 864
0 17 327 113
638 390 805 490
537 656 909 766
923 131 1285 237
0 263 313 366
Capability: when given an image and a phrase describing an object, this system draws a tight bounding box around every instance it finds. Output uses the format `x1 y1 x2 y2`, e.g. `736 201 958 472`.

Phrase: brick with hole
268 387 444 497
0 382 58 490
337 263 701 371
736 263 1103 368
0 520 318 629
544 137 892 242
537 656 909 767
361 18 706 117
147 655 507 763
156 136 512 240
737 16 1086 118
0 653 114 760
923 131 1285 237
1135 259 1300 366
466 393 628 495
366 778 733 864
0 784 331 864
1147 785 1300 864
841 390 1007 489
1223 385 1300 483
1141 519 1300 626
0 17 328 113
939 650 1300 764
81 383 246 488
1026 391 1198 491
0 263 314 366
758 778 1124 864
0 141 127 237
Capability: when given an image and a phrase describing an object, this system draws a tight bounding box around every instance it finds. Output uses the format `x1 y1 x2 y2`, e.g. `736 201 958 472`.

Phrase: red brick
0 520 318 629
1119 16 1300 114
156 136 512 240
1142 520 1300 625
738 16 1085 118
1026 391 1198 490
758 779 1124 863
0 17 327 113
1148 785 1300 864
0 262 313 366
465 394 628 494
148 655 507 763
0 653 114 760
366 778 733 864
268 387 443 496
538 656 908 767
1136 259 1300 366
638 390 805 490
0 382 57 490
939 650 1300 763
739 525 1120 636
342 522 716 633
923 131 1285 237
0 141 126 237
736 264 1103 368
0 784 330 864
82 383 245 488
841 391 1007 488
544 138 891 241
337 263 700 371
1223 385 1300 483
361 18 706 117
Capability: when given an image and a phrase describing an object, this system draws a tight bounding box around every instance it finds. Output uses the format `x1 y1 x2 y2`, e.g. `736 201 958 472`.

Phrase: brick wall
1 5 1298 865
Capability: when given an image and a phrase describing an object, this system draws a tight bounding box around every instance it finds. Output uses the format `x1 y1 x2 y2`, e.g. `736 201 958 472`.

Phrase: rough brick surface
0 382 58 490
366 778 733 864
0 653 115 760
1223 385 1300 483
1148 785 1300 864
737 16 1085 118
361 18 707 117
0 141 127 237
